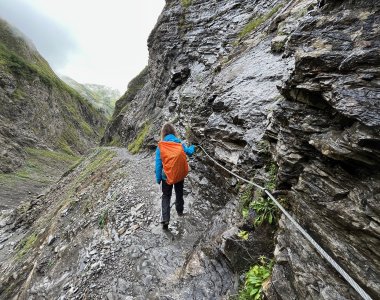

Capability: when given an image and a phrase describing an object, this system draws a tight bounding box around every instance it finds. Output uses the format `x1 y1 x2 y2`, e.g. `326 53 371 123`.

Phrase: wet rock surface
103 0 379 298
266 1 380 299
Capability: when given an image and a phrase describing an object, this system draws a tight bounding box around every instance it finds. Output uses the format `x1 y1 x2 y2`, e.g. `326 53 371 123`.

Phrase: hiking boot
177 211 186 217
162 221 169 230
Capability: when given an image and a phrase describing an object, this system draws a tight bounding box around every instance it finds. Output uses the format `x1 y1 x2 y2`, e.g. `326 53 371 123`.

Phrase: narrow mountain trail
82 148 235 299
0 147 239 299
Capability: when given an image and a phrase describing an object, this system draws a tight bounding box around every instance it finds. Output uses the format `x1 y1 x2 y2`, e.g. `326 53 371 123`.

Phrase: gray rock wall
105 0 379 298
267 1 380 298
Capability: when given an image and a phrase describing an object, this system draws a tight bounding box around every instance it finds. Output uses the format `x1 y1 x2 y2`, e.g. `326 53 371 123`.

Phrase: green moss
238 3 284 39
181 0 192 8
25 148 78 163
17 233 38 259
128 123 150 154
56 125 83 156
80 120 94 136
265 162 277 191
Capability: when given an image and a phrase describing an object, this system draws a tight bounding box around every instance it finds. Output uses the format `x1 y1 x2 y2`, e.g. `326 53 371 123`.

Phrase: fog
0 0 165 92
0 0 78 68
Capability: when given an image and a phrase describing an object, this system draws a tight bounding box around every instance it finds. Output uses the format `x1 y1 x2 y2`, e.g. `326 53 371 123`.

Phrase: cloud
0 0 78 69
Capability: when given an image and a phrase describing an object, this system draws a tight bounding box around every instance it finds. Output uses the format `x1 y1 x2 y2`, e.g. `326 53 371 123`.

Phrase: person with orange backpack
155 122 195 230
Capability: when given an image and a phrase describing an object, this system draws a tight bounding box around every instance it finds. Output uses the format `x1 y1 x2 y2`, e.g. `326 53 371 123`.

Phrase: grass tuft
17 233 38 259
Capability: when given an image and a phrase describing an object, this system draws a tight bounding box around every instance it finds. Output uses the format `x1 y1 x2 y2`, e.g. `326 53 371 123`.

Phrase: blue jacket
155 134 195 183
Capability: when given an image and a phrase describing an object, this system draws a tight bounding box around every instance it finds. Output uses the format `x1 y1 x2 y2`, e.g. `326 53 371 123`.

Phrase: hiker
155 122 195 229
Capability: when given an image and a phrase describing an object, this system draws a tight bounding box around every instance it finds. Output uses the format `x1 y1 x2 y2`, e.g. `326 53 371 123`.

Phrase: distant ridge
61 75 120 119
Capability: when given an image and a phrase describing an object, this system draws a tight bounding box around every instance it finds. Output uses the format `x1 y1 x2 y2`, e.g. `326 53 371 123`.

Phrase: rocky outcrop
101 66 149 146
266 1 380 298
0 19 107 208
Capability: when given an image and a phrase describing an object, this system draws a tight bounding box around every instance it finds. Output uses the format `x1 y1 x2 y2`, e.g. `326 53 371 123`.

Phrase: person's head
161 122 177 140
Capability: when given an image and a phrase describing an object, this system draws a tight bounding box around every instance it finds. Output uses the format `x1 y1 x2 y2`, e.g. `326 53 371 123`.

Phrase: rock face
0 19 107 208
266 1 380 298
103 0 379 299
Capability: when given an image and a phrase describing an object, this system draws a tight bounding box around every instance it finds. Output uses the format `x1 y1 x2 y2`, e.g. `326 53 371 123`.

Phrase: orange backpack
158 141 189 185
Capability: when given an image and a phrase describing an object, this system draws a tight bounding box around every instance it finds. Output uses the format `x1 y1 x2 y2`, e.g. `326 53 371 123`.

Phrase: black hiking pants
161 180 184 223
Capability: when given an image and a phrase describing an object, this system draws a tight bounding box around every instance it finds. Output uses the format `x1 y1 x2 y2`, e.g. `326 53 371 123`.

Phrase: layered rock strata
105 0 379 298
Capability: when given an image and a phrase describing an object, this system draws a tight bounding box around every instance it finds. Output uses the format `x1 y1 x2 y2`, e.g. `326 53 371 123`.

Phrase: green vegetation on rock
238 257 273 300
239 162 279 226
238 3 284 39
12 87 26 100
98 209 109 229
112 66 149 121
0 19 105 157
17 233 38 259
109 136 122 147
181 0 192 8
76 148 115 183
265 162 277 191
250 197 277 225
128 123 150 154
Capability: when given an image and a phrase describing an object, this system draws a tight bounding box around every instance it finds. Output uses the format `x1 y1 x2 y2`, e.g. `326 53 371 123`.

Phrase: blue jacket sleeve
182 144 195 156
155 147 162 183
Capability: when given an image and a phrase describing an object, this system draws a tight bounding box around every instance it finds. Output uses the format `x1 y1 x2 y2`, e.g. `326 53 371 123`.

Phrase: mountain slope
0 18 107 208
61 75 120 119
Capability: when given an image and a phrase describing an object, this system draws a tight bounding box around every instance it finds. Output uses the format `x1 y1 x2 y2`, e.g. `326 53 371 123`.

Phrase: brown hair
161 122 177 141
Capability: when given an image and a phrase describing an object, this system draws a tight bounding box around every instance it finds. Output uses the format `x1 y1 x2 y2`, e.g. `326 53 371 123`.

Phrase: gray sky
0 0 165 92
